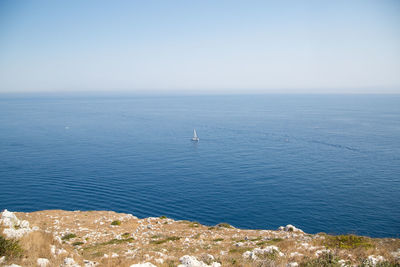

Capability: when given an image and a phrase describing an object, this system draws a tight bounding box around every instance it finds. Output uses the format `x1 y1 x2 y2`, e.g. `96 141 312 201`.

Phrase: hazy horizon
1 0 399 94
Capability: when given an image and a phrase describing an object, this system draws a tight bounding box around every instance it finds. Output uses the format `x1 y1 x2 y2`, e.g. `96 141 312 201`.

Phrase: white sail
192 129 199 141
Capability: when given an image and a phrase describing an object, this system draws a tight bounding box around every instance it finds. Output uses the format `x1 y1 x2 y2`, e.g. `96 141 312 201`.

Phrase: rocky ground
0 209 399 267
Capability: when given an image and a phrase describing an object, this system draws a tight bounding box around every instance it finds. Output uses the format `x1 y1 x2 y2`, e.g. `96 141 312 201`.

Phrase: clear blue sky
0 0 399 94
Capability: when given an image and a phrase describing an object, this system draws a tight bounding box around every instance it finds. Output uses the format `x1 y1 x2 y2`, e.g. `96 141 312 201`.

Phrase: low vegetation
1 210 399 267
150 236 181 245
121 232 130 238
61 233 76 241
101 237 134 245
217 222 233 228
0 235 23 259
111 220 121 226
324 234 374 249
256 238 283 246
300 252 341 267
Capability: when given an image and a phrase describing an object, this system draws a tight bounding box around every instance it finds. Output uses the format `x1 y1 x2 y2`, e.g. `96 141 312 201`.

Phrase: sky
0 0 399 94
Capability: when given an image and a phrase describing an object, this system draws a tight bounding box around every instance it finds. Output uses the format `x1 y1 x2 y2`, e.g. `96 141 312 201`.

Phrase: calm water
0 94 399 237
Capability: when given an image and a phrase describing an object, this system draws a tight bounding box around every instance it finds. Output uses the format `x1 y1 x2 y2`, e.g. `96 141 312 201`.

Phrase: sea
0 94 399 237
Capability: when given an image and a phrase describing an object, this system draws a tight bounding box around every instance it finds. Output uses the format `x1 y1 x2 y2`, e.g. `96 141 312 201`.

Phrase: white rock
155 258 164 264
391 249 400 259
20 220 30 228
62 257 80 267
289 252 303 257
287 263 298 267
205 254 214 261
83 260 98 266
50 245 67 256
3 227 32 239
5 264 22 267
111 253 119 258
315 249 330 257
130 263 157 267
1 210 32 239
0 256 5 264
366 255 385 266
278 224 304 233
242 246 284 260
178 255 221 267
37 258 50 266
1 210 19 227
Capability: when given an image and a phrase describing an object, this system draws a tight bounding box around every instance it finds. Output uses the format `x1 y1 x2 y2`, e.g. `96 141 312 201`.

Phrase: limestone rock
278 224 304 233
37 258 50 267
178 255 221 267
1 209 33 239
62 257 80 267
243 246 284 260
365 255 385 266
130 263 157 267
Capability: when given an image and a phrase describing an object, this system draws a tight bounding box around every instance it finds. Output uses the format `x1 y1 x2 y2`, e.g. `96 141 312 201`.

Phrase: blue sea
0 94 399 237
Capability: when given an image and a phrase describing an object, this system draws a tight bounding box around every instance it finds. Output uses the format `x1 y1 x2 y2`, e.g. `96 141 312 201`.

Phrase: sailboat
192 129 199 141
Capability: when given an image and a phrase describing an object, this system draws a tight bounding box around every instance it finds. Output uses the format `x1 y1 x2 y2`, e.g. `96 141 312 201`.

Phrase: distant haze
0 0 399 94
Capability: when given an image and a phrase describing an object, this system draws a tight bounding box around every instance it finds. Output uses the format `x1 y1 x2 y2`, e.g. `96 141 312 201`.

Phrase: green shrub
256 238 283 246
111 220 121 226
72 241 84 246
121 233 130 238
300 252 341 267
159 216 167 219
213 238 224 242
229 247 253 254
101 238 134 245
217 223 233 228
0 235 23 259
189 222 200 228
150 236 181 244
61 233 77 240
360 260 400 267
324 235 373 249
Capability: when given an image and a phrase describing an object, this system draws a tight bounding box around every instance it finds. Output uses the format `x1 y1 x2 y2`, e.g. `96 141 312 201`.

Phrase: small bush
189 222 200 228
121 233 130 238
111 220 121 226
300 252 341 267
159 216 167 219
213 238 224 242
61 233 76 240
150 236 181 244
360 260 400 267
101 238 134 245
324 234 373 249
229 247 252 254
0 235 23 259
257 249 279 261
72 241 84 246
217 223 233 228
256 238 283 246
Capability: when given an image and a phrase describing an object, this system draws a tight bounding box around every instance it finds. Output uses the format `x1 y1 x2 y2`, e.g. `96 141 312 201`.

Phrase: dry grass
0 210 398 267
